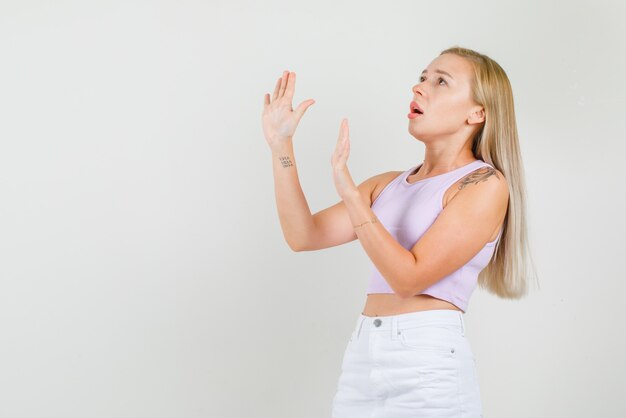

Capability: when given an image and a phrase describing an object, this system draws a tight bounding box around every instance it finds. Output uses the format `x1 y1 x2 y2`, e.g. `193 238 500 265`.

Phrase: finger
278 70 289 98
336 123 345 146
342 139 350 164
338 139 349 164
294 99 315 120
335 132 343 152
338 119 345 138
284 71 295 100
339 121 348 144
271 76 282 102
264 93 269 109
342 120 350 153
334 135 345 158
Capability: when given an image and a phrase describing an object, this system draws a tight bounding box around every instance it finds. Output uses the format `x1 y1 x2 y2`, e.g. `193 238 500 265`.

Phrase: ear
467 107 485 125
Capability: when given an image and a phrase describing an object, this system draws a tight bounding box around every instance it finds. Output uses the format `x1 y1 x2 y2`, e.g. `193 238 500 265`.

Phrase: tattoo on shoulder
457 167 500 190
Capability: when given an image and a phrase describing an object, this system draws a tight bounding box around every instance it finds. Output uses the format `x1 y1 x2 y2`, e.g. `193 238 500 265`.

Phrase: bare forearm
342 191 416 297
271 139 315 251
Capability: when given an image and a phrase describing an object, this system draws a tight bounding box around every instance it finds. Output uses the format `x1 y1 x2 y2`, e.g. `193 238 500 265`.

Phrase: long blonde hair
440 46 540 300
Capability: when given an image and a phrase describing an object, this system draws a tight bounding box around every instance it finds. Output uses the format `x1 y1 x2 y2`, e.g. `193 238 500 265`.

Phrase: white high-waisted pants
331 309 483 418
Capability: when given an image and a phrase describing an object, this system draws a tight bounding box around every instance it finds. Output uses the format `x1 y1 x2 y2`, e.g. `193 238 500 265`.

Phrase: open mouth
410 101 424 114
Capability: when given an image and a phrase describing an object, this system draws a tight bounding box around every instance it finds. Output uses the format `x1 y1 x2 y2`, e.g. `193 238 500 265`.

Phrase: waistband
353 309 466 340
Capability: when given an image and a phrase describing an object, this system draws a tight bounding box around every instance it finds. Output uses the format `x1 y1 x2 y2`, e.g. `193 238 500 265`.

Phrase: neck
416 152 478 177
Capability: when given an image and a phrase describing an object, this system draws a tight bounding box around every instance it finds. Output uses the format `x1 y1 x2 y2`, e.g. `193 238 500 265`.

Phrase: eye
419 76 447 86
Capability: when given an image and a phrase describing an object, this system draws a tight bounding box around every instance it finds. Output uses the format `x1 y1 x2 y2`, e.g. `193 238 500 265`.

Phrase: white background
1 0 625 417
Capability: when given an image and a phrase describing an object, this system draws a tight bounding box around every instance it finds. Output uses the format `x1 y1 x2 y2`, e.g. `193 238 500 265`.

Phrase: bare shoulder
459 165 507 189
452 164 509 207
443 165 508 213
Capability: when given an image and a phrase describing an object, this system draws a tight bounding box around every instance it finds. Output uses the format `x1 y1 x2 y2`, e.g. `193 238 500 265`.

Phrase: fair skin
262 53 509 317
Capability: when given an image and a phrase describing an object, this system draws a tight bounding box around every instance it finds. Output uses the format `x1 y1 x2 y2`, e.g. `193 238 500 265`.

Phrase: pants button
373 319 382 327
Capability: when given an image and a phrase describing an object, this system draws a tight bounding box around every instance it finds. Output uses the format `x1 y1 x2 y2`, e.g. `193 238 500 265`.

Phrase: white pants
331 309 484 418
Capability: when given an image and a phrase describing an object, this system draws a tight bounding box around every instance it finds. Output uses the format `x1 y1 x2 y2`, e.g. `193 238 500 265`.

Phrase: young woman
262 46 537 418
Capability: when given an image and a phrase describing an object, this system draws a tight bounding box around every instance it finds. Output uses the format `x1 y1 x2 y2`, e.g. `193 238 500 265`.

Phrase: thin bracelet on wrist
353 217 378 229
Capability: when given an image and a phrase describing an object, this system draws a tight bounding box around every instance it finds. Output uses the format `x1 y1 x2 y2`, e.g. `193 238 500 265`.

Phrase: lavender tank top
366 159 503 313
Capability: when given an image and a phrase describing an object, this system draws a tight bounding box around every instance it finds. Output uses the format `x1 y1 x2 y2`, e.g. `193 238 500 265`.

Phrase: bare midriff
362 293 463 317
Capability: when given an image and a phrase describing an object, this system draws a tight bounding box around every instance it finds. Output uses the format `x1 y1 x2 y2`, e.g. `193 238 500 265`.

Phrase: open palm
262 71 315 149
331 118 358 199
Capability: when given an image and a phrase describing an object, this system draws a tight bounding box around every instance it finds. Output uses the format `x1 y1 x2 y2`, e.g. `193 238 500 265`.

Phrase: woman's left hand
331 118 359 200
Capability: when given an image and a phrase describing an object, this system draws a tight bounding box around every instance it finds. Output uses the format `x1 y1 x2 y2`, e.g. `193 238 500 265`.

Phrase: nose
413 84 424 97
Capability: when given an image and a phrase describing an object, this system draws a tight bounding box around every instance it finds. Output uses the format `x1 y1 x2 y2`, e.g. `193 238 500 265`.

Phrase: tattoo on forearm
457 167 500 190
279 156 294 168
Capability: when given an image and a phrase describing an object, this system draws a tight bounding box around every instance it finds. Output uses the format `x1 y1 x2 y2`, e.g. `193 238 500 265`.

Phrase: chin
408 126 427 141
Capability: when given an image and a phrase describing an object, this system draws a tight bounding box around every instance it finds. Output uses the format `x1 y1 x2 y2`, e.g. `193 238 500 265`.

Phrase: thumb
294 99 315 121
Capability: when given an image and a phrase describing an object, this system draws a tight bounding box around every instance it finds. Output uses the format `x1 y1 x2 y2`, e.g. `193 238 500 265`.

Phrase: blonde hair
439 45 540 301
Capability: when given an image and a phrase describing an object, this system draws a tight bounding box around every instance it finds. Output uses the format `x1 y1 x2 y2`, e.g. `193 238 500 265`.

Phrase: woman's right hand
262 70 315 150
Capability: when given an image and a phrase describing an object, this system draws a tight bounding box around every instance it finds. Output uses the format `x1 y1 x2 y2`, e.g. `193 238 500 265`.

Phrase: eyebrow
421 69 455 80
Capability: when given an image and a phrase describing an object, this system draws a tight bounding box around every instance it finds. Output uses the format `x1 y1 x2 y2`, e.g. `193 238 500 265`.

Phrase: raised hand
262 70 316 151
331 118 358 200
